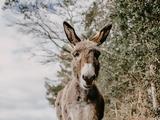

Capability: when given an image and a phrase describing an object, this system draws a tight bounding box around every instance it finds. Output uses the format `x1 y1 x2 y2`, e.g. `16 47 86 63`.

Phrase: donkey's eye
72 51 80 57
94 51 101 59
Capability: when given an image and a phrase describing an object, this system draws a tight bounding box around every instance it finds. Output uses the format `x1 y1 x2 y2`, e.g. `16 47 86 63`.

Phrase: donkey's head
63 21 112 89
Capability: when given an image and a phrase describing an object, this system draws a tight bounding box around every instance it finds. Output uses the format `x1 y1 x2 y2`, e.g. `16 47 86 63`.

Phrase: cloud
0 1 58 120
0 108 57 120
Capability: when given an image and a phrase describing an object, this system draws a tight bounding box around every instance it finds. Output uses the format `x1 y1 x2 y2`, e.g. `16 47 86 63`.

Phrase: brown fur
55 79 104 120
55 22 112 120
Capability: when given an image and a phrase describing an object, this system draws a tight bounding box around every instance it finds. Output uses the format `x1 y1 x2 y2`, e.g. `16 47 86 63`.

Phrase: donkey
55 21 112 120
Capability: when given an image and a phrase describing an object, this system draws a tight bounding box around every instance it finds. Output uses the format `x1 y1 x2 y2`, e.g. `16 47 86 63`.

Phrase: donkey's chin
83 84 92 89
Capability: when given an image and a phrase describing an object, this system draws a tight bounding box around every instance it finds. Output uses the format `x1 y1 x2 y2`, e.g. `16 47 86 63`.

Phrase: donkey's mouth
83 80 96 89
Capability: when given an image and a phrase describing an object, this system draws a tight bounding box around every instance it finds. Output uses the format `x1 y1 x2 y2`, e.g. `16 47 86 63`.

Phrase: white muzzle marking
80 63 95 89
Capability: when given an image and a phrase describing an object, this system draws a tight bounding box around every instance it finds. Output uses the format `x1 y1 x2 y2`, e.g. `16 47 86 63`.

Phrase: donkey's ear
63 21 81 45
90 24 112 46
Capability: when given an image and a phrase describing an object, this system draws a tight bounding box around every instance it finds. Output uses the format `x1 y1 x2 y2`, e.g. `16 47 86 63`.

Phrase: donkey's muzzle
82 74 96 85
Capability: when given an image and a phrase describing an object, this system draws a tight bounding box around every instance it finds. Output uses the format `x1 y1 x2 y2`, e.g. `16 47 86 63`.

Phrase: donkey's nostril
82 75 89 81
91 75 96 80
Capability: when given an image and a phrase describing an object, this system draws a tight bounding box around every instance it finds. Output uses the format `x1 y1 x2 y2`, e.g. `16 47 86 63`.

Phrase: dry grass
104 88 159 120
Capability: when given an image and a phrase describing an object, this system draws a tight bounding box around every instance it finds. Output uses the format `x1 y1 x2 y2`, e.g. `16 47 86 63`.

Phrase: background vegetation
3 0 160 119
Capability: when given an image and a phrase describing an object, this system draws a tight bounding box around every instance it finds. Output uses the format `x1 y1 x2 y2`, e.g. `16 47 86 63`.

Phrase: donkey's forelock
73 40 99 51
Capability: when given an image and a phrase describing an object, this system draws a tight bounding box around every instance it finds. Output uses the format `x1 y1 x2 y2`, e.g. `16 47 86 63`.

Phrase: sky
0 1 58 120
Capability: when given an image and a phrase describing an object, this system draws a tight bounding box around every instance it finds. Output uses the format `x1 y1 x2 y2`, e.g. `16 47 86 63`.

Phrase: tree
84 0 160 119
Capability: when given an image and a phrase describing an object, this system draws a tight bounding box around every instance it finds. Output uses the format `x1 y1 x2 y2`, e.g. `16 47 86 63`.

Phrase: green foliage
84 0 160 119
56 47 72 85
45 82 64 106
108 0 160 94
